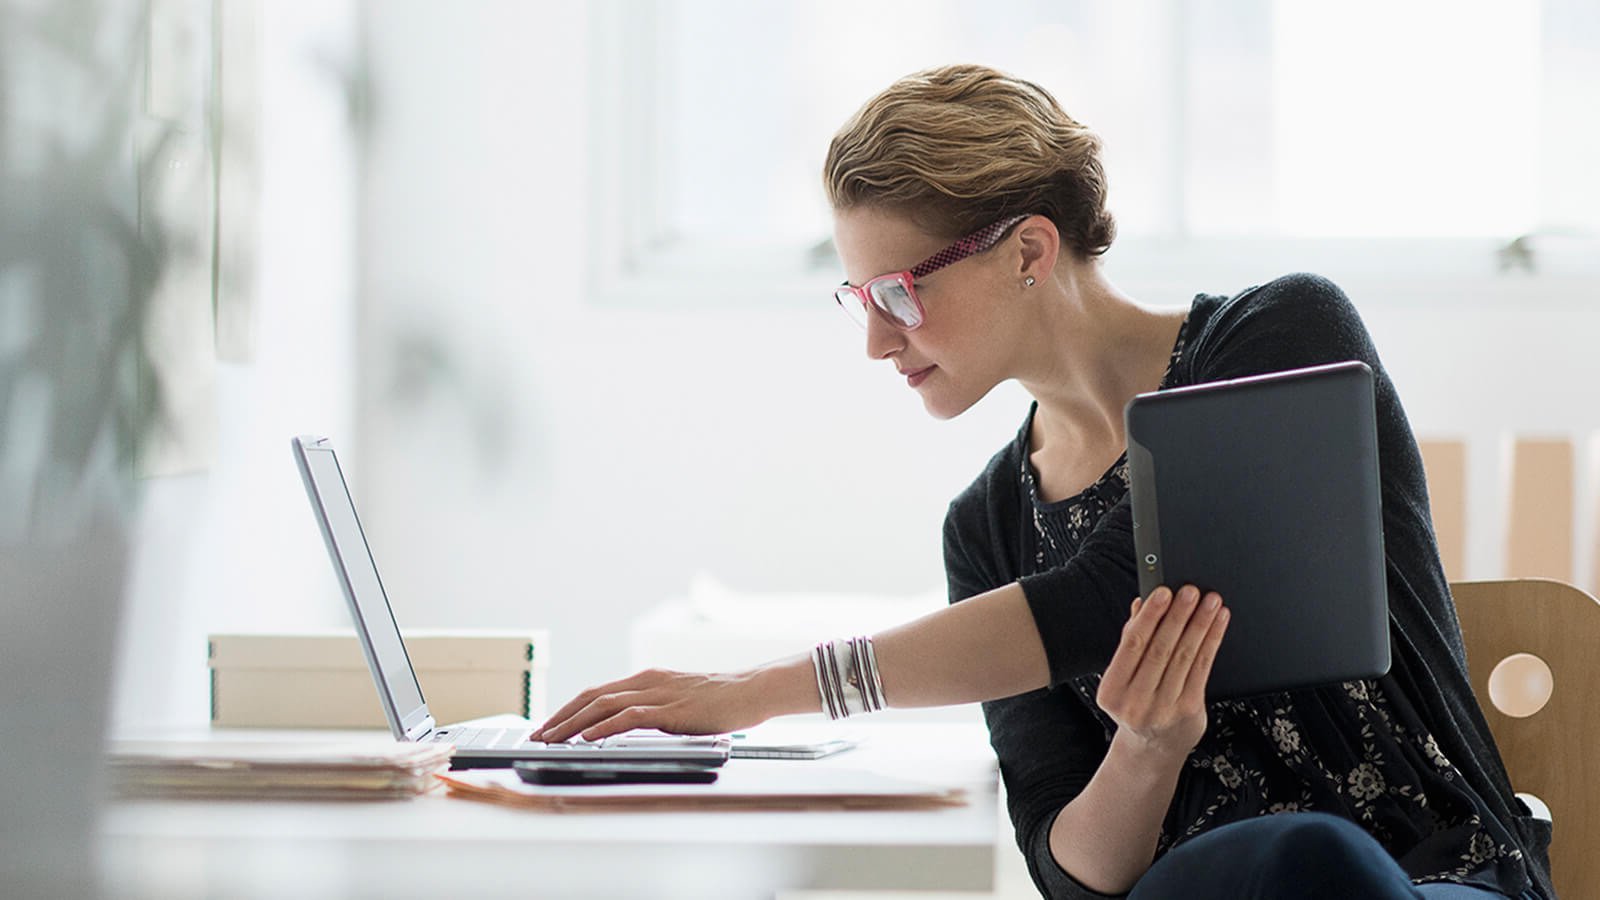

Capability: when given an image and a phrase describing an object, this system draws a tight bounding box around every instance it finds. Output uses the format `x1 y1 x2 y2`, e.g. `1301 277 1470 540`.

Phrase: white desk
100 722 999 900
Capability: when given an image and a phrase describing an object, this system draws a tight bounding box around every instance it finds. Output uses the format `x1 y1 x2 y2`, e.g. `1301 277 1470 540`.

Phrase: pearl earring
1024 276 1036 287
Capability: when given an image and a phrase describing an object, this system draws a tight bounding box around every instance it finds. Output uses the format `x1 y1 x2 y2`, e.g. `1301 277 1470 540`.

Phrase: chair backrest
1418 436 1589 589
1451 578 1600 900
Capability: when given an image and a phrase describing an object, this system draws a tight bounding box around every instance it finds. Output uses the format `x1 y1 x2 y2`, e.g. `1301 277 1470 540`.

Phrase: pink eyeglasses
834 214 1029 331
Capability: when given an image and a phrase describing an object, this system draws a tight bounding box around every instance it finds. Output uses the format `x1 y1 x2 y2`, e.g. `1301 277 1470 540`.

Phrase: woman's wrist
745 652 825 719
1106 727 1193 778
1048 729 1190 894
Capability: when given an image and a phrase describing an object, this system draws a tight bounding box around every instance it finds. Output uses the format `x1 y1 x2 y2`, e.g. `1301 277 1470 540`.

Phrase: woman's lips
904 365 936 387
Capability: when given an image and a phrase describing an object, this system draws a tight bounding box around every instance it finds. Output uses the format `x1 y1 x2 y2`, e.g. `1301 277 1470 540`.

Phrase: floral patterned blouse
1015 313 1527 894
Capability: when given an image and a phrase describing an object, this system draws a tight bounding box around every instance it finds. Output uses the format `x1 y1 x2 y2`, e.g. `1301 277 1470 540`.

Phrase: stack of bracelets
812 636 887 719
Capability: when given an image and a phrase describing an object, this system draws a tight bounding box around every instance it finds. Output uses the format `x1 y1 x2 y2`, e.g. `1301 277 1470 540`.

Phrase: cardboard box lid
208 629 549 672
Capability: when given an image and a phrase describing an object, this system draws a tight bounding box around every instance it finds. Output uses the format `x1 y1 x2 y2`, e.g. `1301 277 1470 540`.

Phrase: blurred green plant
0 0 170 542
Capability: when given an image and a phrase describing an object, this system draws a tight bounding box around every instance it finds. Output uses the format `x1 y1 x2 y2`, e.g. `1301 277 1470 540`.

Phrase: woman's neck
1013 264 1184 457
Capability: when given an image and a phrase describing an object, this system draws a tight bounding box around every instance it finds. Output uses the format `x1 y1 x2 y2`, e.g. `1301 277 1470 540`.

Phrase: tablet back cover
1124 361 1390 700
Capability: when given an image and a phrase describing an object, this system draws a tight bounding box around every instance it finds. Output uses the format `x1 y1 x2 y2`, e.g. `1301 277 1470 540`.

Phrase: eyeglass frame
833 214 1031 331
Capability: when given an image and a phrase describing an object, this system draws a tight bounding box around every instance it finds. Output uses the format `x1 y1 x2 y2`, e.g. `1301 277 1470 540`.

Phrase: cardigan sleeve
1017 273 1387 688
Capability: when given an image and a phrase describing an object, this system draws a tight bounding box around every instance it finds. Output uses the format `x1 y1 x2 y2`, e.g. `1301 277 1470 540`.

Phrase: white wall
357 3 1600 710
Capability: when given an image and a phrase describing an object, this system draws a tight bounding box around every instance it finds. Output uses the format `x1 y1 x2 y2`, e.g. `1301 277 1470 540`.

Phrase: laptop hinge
406 715 438 743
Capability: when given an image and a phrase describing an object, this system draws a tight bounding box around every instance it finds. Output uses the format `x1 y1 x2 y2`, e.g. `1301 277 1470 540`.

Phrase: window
590 0 1600 306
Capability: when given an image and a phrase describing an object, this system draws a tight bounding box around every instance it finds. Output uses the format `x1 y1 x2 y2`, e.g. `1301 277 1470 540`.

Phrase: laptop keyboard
431 727 726 755
437 727 601 751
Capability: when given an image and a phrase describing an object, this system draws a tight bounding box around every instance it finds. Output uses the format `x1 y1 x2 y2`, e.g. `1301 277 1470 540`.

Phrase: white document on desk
729 721 862 760
440 765 967 812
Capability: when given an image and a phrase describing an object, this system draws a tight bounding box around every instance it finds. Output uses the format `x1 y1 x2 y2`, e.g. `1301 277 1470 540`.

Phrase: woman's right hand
1094 584 1230 761
535 667 770 743
534 652 820 743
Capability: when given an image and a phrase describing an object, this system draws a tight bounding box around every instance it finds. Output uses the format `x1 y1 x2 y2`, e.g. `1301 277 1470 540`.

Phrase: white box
208 630 549 728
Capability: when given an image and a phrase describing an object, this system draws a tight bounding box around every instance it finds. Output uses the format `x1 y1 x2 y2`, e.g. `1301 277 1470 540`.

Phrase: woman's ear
1014 216 1061 285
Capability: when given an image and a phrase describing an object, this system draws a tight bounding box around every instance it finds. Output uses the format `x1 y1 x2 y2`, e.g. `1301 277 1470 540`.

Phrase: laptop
291 435 730 769
1124 360 1391 700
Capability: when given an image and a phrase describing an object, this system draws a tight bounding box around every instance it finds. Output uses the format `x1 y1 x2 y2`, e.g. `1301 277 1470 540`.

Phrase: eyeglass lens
835 288 871 328
868 279 921 328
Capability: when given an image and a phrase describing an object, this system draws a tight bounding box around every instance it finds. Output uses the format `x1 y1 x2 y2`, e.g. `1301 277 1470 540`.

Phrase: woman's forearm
756 580 1050 718
1048 731 1187 894
871 581 1051 707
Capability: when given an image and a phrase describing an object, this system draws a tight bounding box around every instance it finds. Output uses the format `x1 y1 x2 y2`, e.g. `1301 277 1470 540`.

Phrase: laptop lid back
1124 361 1390 700
292 436 434 740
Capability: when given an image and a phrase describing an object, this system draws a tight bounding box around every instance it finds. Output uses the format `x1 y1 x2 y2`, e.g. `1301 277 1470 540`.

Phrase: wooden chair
1451 579 1600 899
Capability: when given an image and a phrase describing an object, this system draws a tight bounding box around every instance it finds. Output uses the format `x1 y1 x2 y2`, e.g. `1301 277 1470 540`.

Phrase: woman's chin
919 387 976 421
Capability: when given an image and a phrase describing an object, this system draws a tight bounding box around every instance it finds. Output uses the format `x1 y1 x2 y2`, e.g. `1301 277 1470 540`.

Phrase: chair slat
1418 439 1468 580
1506 439 1574 581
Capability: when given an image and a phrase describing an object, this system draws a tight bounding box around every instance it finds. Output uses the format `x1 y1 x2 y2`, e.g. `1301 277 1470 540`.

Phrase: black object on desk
514 760 721 786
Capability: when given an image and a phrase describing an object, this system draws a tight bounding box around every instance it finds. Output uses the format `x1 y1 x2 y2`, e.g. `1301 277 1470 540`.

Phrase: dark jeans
1127 812 1517 900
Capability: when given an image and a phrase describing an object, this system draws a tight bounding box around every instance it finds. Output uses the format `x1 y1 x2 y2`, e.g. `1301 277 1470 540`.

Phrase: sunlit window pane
1270 0 1542 237
1183 0 1276 236
662 0 1180 247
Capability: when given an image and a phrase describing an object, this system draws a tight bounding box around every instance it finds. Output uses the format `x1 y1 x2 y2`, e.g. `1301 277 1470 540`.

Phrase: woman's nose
863 308 903 360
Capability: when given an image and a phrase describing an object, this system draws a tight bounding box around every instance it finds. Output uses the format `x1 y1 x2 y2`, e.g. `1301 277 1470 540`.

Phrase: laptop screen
296 441 428 732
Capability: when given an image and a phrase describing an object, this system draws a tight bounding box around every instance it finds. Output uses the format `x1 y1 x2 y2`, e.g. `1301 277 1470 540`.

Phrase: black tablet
1124 360 1391 700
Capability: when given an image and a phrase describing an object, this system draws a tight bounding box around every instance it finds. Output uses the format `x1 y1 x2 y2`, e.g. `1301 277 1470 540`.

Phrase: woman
539 65 1554 899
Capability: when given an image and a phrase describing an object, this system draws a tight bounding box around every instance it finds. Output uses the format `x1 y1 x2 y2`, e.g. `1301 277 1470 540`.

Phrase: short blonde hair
824 64 1115 260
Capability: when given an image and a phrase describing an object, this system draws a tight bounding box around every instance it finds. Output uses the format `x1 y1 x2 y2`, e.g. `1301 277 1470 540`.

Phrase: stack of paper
440 765 966 813
106 740 454 801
